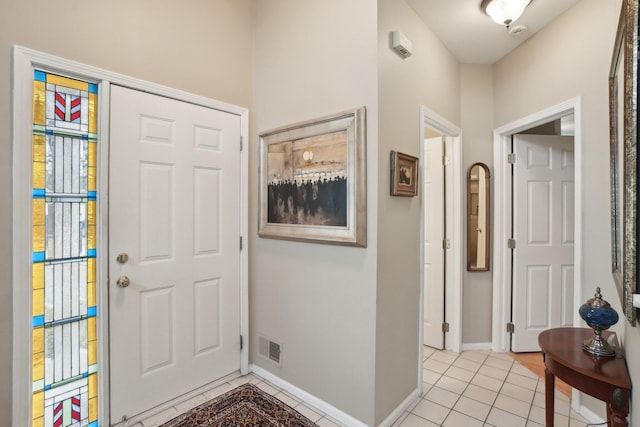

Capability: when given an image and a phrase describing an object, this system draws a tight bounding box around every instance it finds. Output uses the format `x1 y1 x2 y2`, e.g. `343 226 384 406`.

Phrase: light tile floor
134 347 598 427
392 347 595 427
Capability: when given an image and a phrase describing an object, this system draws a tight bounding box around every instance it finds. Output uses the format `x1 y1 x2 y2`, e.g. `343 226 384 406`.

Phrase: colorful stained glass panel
32 70 98 427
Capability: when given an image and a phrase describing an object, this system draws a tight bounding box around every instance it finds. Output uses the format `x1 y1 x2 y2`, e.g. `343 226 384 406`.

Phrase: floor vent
258 336 282 366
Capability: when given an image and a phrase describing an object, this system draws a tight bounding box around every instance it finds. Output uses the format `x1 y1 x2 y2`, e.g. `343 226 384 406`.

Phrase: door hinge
240 236 243 251
507 238 516 249
506 322 515 334
508 153 516 164
442 322 450 333
240 335 244 350
442 155 449 166
443 239 451 250
240 136 243 151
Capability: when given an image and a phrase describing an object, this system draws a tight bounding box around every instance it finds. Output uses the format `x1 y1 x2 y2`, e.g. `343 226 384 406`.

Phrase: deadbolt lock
116 253 129 264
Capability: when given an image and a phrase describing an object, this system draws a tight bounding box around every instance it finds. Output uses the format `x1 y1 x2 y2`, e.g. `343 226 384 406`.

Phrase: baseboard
576 404 606 425
377 389 420 427
461 342 492 351
250 364 369 427
572 393 606 425
250 364 419 427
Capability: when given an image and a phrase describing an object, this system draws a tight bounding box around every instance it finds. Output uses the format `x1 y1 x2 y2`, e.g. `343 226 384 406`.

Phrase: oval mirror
467 163 490 271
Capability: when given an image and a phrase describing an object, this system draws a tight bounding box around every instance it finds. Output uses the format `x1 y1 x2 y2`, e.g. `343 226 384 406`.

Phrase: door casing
11 46 249 427
418 105 463 393
492 97 582 356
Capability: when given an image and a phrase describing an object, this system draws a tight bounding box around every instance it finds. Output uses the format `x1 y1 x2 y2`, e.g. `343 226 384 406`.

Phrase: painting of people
266 131 348 226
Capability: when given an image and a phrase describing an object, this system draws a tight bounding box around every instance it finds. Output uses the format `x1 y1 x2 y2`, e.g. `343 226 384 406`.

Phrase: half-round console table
538 327 631 427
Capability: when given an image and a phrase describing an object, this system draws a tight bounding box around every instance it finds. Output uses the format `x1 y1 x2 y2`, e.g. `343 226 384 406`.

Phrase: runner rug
159 383 318 427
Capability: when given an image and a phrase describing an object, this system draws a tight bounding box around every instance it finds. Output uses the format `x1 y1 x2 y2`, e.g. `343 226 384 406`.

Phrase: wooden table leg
608 403 629 427
545 367 555 427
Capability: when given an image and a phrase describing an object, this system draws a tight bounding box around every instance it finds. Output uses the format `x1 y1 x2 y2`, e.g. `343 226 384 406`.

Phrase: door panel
194 279 221 353
512 135 574 352
194 168 221 254
140 287 175 373
109 86 241 421
423 137 444 349
140 163 174 261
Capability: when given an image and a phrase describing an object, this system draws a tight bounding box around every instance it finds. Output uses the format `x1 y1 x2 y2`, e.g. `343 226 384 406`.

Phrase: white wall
0 1 252 426
250 1 379 424
376 0 460 422
493 0 626 419
460 64 494 345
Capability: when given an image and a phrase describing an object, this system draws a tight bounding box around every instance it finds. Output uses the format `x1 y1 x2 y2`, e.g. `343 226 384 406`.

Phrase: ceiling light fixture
481 0 532 28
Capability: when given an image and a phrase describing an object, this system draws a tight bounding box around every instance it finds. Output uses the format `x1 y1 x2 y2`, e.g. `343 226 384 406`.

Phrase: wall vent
258 336 282 366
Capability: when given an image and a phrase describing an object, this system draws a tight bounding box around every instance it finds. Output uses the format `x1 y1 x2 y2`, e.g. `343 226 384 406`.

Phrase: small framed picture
390 150 418 197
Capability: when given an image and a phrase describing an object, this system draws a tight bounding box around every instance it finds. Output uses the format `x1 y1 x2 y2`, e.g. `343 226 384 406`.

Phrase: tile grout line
497 356 532 425
446 351 492 425
422 351 545 426
424 350 494 425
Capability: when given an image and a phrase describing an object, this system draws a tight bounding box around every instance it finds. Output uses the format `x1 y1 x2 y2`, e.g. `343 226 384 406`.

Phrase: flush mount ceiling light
481 0 532 28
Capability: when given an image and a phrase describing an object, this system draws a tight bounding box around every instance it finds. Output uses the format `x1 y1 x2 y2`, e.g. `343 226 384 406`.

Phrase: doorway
510 133 575 352
491 98 582 354
11 47 250 426
417 105 463 390
108 86 244 423
422 135 446 350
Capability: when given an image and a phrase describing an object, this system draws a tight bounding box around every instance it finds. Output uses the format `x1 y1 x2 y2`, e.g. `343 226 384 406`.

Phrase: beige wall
4 0 638 425
0 1 252 426
494 0 628 420
376 0 460 423
250 1 379 424
460 64 494 344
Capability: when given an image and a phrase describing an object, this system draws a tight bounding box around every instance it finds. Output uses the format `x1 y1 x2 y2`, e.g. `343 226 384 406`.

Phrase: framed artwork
258 107 367 247
390 150 419 197
609 0 638 325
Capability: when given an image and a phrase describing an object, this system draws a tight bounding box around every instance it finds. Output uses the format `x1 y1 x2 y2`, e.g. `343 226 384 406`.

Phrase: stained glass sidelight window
32 70 99 427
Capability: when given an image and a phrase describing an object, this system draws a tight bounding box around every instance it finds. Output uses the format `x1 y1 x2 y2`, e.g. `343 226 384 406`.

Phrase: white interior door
423 136 445 349
512 134 574 352
109 86 242 422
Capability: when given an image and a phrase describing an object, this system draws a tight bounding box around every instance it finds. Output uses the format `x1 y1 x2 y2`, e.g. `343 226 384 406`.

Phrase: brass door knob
116 275 130 288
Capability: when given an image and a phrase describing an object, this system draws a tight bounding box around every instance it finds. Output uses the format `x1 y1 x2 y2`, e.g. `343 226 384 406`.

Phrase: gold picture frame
258 107 367 247
609 0 638 325
390 151 419 197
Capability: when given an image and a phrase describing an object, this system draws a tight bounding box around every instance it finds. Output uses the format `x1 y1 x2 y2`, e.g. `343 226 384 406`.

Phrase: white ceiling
405 0 582 64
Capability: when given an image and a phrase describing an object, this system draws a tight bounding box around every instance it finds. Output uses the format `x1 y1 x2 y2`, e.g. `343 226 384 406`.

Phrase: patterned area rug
159 383 317 426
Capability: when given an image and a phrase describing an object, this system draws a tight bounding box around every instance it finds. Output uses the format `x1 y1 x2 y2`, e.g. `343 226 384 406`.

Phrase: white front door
108 86 242 422
512 134 574 352
423 136 445 349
